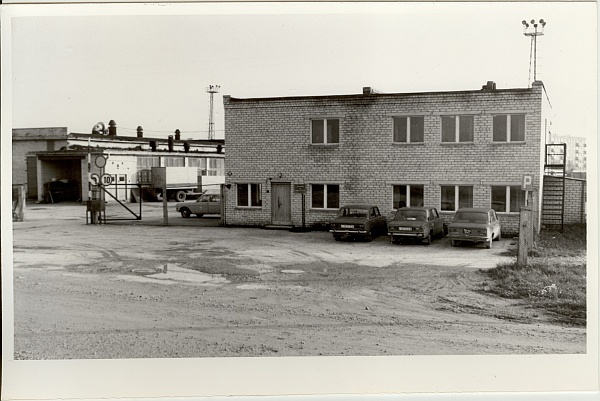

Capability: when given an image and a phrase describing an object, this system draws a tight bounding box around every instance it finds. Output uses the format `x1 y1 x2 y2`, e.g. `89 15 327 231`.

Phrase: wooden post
517 207 531 267
162 186 169 226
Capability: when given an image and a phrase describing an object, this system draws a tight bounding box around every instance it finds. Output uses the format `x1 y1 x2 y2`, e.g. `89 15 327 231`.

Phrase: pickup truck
175 194 221 218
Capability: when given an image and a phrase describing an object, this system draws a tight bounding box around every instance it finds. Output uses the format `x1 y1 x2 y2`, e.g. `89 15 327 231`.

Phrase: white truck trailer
148 167 199 202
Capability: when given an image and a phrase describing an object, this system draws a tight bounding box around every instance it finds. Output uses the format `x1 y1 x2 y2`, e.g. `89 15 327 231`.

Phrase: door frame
271 182 292 225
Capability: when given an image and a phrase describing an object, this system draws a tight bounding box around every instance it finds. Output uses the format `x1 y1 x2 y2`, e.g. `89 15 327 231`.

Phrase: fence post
517 206 532 267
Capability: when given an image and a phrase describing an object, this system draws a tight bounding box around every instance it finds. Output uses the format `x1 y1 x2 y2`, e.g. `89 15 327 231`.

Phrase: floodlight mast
206 84 220 140
522 19 546 85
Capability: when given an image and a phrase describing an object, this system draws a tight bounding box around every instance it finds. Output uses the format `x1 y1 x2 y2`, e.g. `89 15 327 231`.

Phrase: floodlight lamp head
522 20 527 26
530 19 535 24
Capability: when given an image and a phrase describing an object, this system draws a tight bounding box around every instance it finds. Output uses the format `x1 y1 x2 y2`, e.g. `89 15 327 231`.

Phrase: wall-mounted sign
100 174 113 186
294 184 306 193
95 155 107 168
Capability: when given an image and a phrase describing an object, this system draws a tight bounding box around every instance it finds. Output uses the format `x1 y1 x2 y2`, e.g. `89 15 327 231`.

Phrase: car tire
364 231 373 242
180 208 191 218
494 231 501 241
485 239 492 249
175 191 187 202
333 235 342 241
423 232 432 245
451 240 456 247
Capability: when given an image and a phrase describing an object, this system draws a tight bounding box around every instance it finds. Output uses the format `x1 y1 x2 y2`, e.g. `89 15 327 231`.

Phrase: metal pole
162 186 169 226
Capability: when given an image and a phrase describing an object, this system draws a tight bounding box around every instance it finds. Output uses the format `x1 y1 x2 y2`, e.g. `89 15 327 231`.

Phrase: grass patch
483 224 587 326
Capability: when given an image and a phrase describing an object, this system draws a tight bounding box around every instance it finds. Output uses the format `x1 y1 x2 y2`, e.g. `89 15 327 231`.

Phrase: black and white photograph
1 1 598 400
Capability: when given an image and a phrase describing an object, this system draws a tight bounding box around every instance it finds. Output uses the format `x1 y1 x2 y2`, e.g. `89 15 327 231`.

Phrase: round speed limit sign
100 174 113 186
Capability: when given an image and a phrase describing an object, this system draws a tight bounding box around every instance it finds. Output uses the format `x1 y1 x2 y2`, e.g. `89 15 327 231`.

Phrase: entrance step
264 224 294 230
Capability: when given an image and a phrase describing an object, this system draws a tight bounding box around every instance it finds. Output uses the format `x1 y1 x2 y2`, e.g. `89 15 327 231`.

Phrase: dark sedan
329 204 387 241
388 207 445 245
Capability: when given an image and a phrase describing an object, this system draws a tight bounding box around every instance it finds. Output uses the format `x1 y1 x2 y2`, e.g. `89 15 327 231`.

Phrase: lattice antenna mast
522 19 547 87
206 84 220 140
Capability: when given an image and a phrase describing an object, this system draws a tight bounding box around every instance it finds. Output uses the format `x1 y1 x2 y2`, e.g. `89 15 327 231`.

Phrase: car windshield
338 208 369 218
454 212 489 223
394 210 427 221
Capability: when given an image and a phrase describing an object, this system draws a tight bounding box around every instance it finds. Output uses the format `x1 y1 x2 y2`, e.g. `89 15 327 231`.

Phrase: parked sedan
388 207 445 245
175 193 221 218
447 208 501 249
329 204 387 241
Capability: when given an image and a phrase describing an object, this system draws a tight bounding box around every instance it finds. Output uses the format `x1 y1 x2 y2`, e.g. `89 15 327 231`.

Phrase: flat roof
225 83 541 103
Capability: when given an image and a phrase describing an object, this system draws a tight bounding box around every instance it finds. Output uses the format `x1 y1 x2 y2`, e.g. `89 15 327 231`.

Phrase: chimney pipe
137 126 143 138
175 129 181 141
168 135 174 152
108 120 117 136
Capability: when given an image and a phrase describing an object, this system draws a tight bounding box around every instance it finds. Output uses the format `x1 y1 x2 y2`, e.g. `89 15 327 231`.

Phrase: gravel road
11 202 586 359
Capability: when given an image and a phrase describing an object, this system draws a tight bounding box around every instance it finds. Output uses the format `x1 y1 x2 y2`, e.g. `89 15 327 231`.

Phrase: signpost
294 184 307 230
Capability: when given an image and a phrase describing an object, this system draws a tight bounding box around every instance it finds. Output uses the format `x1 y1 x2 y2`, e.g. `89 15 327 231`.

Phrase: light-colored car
329 204 387 241
447 208 501 249
388 207 446 245
175 193 221 218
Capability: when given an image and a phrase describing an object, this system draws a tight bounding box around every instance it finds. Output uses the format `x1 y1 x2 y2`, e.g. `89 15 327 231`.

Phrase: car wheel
451 240 456 247
180 208 191 218
485 239 492 249
494 231 501 241
423 232 432 245
196 214 204 218
333 234 342 241
364 230 373 242
175 191 187 202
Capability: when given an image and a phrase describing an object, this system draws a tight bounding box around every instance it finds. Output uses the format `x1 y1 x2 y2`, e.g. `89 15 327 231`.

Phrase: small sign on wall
294 184 306 193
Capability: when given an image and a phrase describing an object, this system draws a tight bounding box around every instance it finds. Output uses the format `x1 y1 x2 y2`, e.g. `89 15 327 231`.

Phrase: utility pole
206 84 220 140
522 19 547 86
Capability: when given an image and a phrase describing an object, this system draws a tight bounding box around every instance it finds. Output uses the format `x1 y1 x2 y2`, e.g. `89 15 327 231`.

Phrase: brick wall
223 83 546 234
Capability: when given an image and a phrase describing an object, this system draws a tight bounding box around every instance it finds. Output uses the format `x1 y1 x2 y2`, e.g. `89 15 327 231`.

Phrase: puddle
122 263 229 286
236 284 270 290
239 264 275 274
281 269 305 274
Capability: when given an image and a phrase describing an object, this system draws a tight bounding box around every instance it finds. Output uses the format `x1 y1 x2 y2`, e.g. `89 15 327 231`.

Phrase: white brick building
223 81 552 235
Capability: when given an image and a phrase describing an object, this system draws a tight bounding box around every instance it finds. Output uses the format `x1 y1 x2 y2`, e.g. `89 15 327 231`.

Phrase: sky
5 2 598 142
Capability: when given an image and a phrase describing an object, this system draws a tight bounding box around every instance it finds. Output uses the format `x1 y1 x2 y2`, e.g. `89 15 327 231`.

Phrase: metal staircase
542 143 566 231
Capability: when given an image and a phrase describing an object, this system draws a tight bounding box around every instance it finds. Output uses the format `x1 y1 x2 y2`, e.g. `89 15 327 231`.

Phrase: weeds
483 224 587 326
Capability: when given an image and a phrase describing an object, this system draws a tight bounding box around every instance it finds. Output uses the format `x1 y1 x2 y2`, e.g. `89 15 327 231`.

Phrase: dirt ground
10 202 586 359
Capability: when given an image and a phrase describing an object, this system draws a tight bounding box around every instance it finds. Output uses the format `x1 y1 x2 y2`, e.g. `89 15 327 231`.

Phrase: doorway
271 183 291 225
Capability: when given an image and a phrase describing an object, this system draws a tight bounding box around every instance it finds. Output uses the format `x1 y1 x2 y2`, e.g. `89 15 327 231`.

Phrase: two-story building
222 81 552 236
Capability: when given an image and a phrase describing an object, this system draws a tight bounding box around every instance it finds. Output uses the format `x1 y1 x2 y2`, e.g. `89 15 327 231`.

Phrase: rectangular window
493 114 525 142
441 185 473 211
442 115 473 142
311 184 339 209
393 184 424 208
312 119 339 144
393 116 424 143
237 183 262 207
188 157 207 176
162 157 185 167
491 185 525 212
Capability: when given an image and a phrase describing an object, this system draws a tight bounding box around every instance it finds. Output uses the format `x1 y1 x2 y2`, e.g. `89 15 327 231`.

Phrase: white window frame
392 184 424 209
311 184 340 209
491 185 524 213
393 116 425 143
236 183 262 208
441 115 474 143
493 114 526 142
311 118 340 145
440 185 473 211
